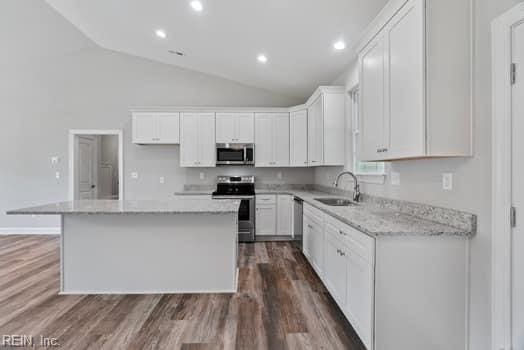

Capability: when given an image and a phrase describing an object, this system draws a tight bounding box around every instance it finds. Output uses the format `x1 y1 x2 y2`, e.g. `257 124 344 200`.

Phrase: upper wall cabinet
132 112 180 144
358 0 472 161
216 112 255 143
255 113 290 167
180 112 216 167
290 109 308 166
307 88 345 166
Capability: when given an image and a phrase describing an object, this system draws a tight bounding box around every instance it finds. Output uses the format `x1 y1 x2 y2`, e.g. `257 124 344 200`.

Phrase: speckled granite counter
7 199 240 215
176 185 476 238
7 198 240 294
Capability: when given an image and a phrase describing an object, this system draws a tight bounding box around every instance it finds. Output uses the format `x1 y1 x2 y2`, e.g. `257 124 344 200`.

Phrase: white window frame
350 87 386 182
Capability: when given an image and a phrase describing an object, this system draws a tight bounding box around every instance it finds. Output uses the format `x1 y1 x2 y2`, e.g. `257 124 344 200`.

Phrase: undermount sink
314 198 357 206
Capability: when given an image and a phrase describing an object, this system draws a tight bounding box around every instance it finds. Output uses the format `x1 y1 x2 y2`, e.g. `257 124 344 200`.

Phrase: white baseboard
0 227 60 235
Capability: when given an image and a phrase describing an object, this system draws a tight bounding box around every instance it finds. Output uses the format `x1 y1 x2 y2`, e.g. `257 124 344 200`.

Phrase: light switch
199 172 205 180
159 176 165 184
442 173 453 191
390 171 400 186
131 172 138 179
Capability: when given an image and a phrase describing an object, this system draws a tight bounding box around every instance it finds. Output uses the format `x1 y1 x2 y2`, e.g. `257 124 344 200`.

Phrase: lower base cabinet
256 194 294 237
302 203 374 350
302 203 469 350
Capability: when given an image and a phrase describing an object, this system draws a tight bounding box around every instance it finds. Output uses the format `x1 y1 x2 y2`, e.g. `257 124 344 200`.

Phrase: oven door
238 198 255 242
216 145 245 165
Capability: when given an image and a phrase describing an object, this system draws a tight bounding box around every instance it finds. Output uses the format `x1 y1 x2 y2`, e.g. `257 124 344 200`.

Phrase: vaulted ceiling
45 0 387 99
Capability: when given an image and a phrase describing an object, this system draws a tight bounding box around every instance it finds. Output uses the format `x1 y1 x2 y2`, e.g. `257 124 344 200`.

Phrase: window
350 88 385 175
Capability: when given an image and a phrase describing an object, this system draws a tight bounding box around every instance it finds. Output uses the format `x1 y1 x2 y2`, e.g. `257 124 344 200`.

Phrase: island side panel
61 213 237 294
374 236 468 350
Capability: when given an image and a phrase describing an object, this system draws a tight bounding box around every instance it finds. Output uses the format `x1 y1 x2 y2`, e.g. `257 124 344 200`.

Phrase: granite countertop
282 190 473 237
7 199 240 215
176 187 476 238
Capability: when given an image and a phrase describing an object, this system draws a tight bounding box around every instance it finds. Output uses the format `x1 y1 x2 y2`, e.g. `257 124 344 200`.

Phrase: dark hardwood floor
0 235 365 350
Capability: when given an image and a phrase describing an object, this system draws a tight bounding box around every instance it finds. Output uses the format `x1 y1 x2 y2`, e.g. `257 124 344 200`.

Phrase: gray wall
0 0 304 229
314 0 521 348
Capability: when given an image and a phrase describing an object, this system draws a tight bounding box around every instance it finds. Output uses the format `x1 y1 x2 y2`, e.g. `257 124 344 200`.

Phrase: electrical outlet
277 172 282 180
159 176 165 184
199 172 205 180
390 171 400 186
131 172 138 179
442 173 453 191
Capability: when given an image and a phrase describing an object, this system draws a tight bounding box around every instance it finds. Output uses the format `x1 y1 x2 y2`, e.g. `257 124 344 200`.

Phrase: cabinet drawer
256 194 276 205
325 215 374 263
304 203 324 223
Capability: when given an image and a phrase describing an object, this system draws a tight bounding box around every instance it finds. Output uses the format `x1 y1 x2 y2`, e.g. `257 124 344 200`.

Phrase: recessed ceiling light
257 54 268 63
190 0 203 12
333 41 346 50
155 29 167 39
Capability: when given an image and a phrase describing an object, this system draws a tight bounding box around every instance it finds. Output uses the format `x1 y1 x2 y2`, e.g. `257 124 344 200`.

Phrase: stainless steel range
212 176 255 242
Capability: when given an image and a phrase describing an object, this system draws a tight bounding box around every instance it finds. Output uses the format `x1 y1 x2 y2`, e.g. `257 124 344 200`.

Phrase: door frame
491 3 524 349
69 130 124 201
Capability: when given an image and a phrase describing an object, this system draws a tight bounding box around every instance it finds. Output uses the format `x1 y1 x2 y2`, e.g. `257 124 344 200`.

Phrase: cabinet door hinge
511 63 517 85
511 206 517 228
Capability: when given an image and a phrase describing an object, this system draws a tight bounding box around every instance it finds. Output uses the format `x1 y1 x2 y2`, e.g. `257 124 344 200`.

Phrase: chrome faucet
333 171 361 202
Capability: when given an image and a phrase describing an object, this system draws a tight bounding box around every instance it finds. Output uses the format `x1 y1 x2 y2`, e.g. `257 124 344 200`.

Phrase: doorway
492 3 524 350
69 130 123 200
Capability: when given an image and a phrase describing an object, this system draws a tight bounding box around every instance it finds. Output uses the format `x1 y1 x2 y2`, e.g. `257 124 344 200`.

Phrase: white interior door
77 136 97 200
512 20 524 350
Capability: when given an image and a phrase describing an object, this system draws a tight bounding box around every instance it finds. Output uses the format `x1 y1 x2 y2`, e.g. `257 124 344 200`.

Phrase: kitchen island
7 199 240 294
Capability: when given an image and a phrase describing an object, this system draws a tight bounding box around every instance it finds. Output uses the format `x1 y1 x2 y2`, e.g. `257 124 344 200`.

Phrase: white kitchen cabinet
255 113 290 167
359 33 387 161
303 215 313 260
307 89 345 166
216 112 254 143
307 96 323 166
324 222 349 307
358 0 472 161
303 204 324 274
276 195 293 236
256 195 277 236
180 112 216 167
132 112 180 144
346 249 374 349
387 0 425 159
290 109 308 166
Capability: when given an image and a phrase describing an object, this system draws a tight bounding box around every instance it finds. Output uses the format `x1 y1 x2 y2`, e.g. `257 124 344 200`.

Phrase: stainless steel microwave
216 143 254 166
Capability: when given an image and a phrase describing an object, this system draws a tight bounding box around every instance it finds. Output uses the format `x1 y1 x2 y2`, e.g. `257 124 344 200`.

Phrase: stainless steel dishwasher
293 197 303 249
